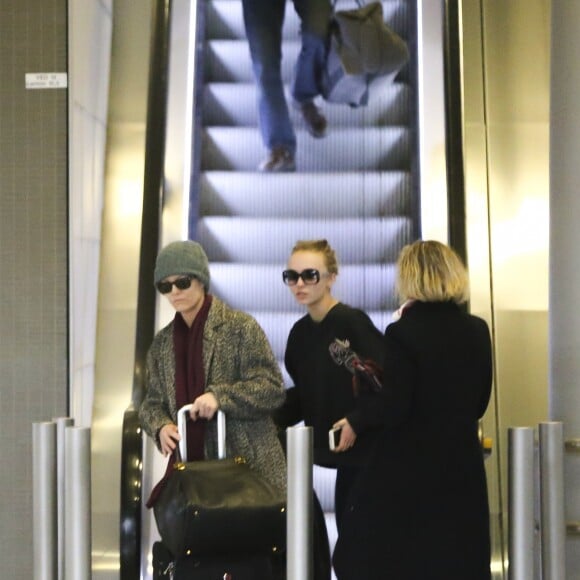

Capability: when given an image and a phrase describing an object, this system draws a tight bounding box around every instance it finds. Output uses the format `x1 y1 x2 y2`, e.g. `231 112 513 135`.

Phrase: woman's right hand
331 418 357 452
159 423 181 456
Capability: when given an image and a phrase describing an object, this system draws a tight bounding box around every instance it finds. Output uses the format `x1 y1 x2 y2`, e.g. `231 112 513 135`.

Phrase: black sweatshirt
278 303 384 467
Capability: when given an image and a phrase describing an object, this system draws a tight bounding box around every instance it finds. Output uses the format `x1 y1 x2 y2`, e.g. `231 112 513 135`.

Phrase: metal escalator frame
442 3 507 578
119 0 172 578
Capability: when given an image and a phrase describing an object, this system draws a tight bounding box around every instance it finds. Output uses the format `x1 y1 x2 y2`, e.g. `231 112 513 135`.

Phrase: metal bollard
64 427 91 580
287 425 313 580
33 422 58 580
53 417 74 580
508 427 535 580
539 421 566 580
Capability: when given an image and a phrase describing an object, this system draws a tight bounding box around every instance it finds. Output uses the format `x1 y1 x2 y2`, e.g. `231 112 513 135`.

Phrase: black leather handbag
153 406 286 559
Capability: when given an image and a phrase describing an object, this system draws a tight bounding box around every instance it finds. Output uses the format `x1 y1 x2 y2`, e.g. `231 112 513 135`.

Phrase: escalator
118 0 421 577
194 0 418 558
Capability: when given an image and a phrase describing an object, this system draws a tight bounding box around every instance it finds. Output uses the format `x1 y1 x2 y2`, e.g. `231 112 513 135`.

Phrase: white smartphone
329 426 342 450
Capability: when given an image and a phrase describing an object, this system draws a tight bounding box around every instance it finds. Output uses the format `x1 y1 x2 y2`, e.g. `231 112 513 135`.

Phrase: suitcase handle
177 405 226 461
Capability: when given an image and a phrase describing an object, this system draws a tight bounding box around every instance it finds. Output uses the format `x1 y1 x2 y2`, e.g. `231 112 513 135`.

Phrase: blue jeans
242 0 331 154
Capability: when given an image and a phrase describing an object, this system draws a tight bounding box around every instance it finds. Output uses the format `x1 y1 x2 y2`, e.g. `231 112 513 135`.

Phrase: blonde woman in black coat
333 240 493 580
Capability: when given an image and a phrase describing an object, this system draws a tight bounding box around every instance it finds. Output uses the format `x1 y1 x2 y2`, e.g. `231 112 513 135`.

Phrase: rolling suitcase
152 407 285 579
173 552 279 580
152 542 281 580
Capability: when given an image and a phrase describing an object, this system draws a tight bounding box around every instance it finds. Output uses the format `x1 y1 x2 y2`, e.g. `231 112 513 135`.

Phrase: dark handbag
153 406 286 559
322 0 409 107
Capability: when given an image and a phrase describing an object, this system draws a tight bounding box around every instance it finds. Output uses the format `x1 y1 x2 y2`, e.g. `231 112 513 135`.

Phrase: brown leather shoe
296 100 327 138
258 146 296 172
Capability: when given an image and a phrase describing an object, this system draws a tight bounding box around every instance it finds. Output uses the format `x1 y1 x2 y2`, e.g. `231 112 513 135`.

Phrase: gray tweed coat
139 297 287 492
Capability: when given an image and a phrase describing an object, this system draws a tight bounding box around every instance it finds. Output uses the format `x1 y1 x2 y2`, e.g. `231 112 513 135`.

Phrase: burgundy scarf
146 294 213 508
173 293 213 461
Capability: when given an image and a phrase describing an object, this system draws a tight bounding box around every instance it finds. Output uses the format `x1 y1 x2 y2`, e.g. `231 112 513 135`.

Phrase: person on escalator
139 240 286 503
275 239 385 532
241 0 331 172
333 240 493 580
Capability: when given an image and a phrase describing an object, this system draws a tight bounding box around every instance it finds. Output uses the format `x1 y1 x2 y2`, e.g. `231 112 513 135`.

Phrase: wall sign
25 73 68 89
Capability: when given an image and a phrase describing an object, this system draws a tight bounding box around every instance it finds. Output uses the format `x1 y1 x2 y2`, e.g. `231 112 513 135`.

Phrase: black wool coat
333 301 493 580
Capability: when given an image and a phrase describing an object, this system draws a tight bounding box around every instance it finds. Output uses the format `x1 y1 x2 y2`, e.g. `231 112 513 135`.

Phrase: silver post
508 427 535 580
64 427 91 580
33 422 58 580
53 417 74 580
539 421 566 580
287 425 313 580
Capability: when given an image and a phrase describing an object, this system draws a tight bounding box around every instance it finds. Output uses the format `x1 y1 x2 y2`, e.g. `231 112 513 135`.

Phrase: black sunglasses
156 276 195 294
282 268 324 286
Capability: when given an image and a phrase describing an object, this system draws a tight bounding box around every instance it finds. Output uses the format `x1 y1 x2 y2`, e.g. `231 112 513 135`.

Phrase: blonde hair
291 239 339 275
396 240 469 303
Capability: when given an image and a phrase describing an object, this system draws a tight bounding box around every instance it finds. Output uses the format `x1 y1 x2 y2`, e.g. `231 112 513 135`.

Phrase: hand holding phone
329 426 343 451
329 419 357 452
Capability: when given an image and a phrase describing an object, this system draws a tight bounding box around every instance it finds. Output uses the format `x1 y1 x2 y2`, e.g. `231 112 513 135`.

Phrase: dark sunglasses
156 276 194 294
282 268 324 286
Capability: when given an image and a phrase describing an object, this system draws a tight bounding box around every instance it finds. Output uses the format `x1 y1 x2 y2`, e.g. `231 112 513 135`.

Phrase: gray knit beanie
154 240 210 290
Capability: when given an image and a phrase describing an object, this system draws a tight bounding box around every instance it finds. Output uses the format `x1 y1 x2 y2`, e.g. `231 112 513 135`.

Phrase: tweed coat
139 297 287 492
333 301 492 580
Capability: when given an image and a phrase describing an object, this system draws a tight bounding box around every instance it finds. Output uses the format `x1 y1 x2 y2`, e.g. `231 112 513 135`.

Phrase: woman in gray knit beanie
140 238 287 495
154 240 211 292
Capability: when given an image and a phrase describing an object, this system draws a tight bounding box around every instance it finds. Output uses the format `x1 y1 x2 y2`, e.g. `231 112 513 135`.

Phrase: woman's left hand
332 418 357 452
190 392 219 420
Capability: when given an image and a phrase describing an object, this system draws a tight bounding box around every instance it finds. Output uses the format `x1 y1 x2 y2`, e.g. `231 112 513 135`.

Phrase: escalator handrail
442 0 467 263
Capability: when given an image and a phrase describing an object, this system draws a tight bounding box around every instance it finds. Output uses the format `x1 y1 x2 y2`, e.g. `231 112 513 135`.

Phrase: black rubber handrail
187 0 209 239
407 0 421 241
119 0 172 577
442 0 467 263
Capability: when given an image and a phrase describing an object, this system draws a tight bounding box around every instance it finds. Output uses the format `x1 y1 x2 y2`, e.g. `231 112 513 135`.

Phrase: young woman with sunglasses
139 240 287 503
277 239 385 532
